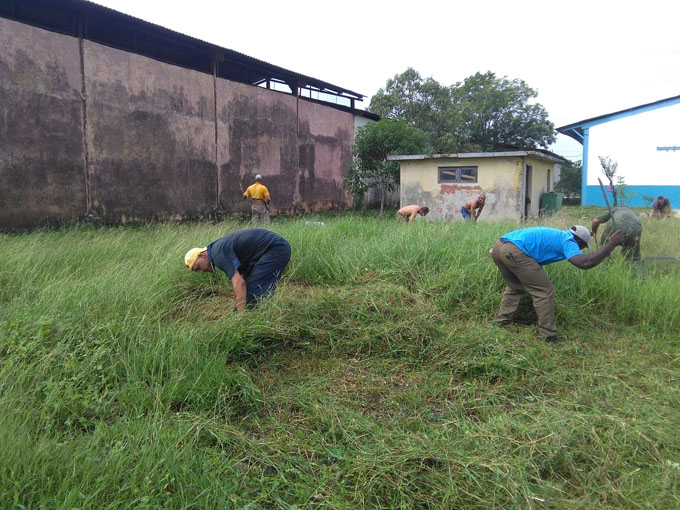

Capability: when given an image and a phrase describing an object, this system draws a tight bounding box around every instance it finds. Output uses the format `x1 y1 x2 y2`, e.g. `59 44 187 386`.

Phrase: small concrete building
389 150 569 221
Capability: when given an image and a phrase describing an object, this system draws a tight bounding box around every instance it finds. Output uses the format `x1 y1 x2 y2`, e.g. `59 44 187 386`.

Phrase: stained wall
399 155 555 221
0 17 85 228
0 17 356 229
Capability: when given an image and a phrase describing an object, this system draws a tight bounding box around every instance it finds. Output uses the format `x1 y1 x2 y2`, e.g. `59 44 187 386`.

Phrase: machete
598 178 618 231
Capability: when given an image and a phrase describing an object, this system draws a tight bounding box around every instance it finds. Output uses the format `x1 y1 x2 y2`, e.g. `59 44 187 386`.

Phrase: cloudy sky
91 0 680 160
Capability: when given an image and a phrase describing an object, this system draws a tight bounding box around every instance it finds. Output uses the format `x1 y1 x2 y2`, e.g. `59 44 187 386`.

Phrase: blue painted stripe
583 185 680 208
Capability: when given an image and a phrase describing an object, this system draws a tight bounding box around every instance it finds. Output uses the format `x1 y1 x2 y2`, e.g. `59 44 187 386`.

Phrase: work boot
545 336 567 344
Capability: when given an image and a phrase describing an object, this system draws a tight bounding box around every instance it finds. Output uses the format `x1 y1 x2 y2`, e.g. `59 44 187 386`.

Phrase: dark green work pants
491 239 557 338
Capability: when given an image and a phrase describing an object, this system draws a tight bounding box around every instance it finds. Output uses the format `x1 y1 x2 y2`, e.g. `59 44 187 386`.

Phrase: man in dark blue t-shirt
185 229 291 311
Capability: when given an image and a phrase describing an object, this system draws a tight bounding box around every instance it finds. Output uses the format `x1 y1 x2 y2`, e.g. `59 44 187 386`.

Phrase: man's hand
608 229 625 246
231 271 247 312
569 229 624 270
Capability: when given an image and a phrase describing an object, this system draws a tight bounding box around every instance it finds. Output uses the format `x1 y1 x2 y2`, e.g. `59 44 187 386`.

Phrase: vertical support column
78 18 91 216
294 95 302 205
581 127 590 206
212 57 220 212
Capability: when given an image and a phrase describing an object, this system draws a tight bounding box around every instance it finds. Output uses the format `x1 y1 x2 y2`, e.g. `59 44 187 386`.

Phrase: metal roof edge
3 0 365 101
389 150 568 164
557 93 680 133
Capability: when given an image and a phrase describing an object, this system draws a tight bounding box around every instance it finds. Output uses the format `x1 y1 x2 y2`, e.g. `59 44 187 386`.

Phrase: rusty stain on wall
1 17 357 230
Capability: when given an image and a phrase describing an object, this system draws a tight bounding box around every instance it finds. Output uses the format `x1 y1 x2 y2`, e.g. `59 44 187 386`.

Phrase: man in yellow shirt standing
243 174 271 225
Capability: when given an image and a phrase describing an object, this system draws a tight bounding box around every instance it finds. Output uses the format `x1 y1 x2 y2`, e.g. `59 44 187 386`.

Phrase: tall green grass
1 209 679 509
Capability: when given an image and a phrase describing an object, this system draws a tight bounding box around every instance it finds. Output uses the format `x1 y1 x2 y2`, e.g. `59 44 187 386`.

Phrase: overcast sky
91 0 680 161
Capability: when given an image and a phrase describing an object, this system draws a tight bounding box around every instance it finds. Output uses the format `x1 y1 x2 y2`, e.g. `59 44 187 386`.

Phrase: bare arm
591 218 602 235
474 203 485 222
231 270 247 311
409 210 418 222
568 230 624 270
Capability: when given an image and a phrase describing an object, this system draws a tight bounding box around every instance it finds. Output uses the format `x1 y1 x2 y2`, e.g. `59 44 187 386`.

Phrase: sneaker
545 336 567 344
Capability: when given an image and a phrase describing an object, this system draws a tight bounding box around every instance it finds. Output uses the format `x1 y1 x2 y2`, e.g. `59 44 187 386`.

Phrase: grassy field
1 207 679 509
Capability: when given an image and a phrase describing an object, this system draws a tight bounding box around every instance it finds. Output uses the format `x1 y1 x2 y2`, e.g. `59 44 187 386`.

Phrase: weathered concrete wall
297 99 354 210
526 155 552 217
1 18 356 229
400 156 556 221
84 41 217 223
0 17 85 228
217 81 298 214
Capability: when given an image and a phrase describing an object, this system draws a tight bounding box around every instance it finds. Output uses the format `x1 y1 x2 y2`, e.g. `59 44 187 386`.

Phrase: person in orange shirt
243 174 271 225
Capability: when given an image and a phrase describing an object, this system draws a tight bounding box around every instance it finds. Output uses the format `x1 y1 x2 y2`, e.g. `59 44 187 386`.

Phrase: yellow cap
184 247 206 269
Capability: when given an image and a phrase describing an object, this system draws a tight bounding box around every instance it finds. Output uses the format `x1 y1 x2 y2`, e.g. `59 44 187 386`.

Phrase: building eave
557 93 680 145
388 149 569 165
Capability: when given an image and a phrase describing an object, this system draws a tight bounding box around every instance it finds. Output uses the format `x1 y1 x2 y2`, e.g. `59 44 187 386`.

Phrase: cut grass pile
1 208 679 509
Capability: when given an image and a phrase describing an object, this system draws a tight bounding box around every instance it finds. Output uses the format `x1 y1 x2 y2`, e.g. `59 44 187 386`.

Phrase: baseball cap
255 174 263 180
570 225 591 248
184 247 206 269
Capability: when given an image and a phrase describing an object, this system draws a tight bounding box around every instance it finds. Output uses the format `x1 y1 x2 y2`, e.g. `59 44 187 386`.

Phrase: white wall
587 103 680 186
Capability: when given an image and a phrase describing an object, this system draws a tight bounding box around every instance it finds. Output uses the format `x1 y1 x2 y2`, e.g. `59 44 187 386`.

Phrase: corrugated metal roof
1 0 366 103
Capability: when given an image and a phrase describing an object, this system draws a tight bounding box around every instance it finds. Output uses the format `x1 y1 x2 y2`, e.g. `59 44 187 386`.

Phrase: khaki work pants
491 239 557 338
251 204 270 225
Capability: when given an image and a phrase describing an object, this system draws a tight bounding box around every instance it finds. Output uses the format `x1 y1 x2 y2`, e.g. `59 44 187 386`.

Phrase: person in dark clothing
591 207 642 261
185 229 291 311
650 196 672 219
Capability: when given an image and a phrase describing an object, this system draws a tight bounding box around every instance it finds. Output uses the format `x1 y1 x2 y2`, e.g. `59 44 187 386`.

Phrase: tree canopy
555 160 582 199
344 118 429 215
368 68 556 153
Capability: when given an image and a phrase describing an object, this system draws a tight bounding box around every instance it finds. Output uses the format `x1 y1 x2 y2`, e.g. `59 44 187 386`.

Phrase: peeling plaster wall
217 81 298 215
525 156 553 217
0 17 85 228
297 99 354 210
400 155 556 221
84 42 217 223
1 18 356 229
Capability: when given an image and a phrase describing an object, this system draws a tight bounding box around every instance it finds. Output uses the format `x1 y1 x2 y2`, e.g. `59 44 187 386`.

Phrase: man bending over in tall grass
490 225 624 344
591 206 642 261
397 205 429 222
185 229 291 311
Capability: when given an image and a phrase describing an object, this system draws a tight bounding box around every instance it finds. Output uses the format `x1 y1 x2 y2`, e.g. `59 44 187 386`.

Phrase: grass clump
1 209 679 508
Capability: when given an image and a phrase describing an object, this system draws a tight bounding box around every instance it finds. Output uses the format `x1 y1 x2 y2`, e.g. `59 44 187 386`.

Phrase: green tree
453 72 556 151
368 68 459 153
555 160 582 199
345 118 429 216
368 69 556 153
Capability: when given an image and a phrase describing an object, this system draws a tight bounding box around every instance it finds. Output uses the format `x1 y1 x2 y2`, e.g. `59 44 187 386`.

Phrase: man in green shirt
591 207 642 261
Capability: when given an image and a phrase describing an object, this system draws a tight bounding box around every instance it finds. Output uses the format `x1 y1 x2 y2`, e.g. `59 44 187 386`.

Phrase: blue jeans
461 207 471 220
245 239 291 307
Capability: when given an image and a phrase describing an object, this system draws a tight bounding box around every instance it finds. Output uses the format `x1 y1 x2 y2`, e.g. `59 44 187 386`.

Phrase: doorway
524 165 532 218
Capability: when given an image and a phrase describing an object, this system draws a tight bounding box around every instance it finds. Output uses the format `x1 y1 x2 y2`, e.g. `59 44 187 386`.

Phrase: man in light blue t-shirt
490 225 624 344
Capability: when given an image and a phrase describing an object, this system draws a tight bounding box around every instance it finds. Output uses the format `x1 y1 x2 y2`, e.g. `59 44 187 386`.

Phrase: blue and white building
558 95 680 207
